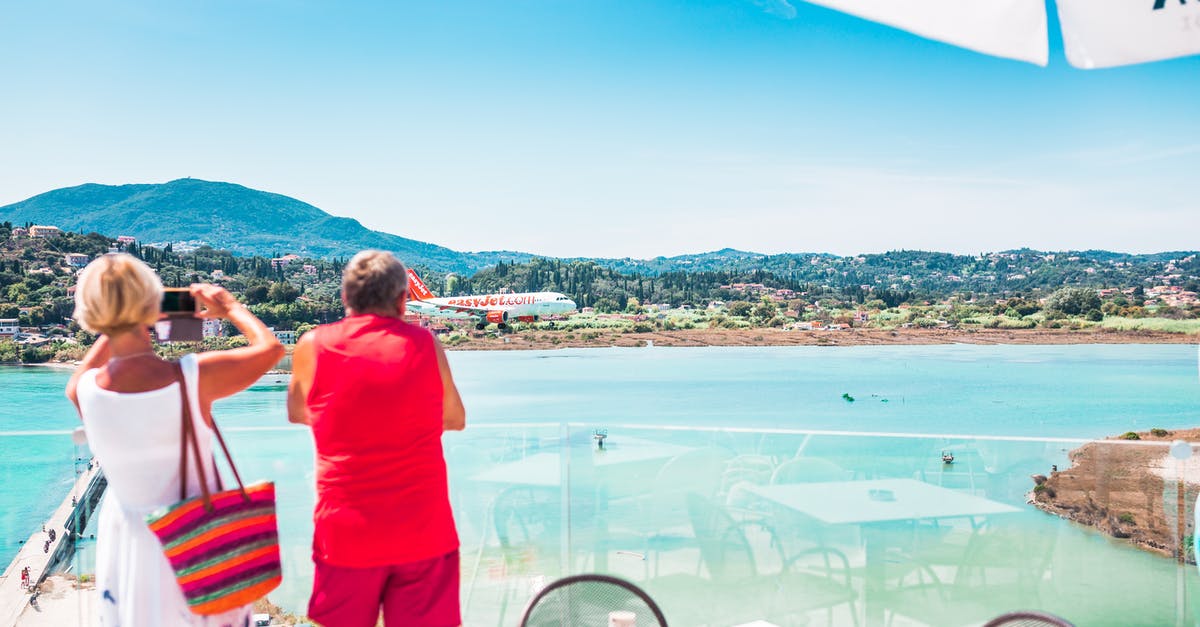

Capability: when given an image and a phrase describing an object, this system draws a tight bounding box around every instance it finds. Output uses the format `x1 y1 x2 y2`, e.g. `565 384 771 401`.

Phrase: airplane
405 268 577 331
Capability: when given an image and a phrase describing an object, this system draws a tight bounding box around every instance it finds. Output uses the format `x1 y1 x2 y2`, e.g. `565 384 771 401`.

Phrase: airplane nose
567 300 577 310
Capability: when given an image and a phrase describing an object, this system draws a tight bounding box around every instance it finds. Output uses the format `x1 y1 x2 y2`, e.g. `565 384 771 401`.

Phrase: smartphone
162 288 197 316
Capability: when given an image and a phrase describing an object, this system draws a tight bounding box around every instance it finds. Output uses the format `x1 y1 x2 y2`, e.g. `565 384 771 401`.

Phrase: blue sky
1 1 1197 258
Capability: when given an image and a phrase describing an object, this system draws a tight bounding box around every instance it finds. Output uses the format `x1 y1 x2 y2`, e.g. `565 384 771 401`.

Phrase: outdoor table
744 478 1020 626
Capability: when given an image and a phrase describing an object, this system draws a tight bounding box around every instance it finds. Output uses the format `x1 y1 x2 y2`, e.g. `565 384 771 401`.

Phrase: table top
744 478 1020 525
470 437 694 486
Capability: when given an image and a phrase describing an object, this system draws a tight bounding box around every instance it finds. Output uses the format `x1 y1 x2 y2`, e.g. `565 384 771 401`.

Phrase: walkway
0 462 104 627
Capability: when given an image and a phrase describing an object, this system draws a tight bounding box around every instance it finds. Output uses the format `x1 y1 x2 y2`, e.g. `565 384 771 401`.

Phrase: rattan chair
519 573 669 627
982 610 1075 627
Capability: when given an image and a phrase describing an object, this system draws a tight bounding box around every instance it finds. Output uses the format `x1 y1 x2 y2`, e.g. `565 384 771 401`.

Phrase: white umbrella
801 0 1200 68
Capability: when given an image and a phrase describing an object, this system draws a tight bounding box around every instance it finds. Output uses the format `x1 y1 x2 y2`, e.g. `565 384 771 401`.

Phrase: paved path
0 463 101 627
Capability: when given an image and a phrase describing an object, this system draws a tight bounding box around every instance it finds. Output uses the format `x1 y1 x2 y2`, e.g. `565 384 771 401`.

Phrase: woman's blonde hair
73 254 163 335
342 250 408 314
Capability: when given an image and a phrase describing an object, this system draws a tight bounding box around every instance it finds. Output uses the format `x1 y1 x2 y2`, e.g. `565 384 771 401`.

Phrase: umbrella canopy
802 0 1200 68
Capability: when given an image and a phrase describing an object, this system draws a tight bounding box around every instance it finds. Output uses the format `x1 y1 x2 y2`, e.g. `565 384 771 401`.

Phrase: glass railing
8 425 1200 626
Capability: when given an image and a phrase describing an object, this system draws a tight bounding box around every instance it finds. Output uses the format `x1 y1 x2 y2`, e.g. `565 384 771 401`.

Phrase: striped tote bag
145 363 282 615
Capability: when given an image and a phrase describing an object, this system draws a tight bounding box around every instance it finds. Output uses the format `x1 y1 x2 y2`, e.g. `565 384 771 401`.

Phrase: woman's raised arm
193 284 285 406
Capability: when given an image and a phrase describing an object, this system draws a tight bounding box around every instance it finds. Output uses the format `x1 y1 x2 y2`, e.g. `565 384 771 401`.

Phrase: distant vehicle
405 269 577 331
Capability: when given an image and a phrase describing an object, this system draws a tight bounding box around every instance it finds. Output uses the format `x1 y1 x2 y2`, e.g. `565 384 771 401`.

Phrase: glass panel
449 424 568 627
561 426 1200 626
8 424 1200 626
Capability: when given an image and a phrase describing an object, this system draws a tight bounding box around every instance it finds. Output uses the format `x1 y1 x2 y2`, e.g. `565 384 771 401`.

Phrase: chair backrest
982 610 1075 627
519 573 669 627
493 485 560 551
685 493 760 581
648 448 733 527
770 457 849 485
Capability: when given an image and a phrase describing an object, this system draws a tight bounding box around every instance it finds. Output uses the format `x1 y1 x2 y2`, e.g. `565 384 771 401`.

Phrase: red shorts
308 550 461 627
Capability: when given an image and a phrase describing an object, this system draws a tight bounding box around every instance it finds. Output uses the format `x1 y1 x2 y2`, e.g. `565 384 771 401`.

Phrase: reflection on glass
10 427 1200 626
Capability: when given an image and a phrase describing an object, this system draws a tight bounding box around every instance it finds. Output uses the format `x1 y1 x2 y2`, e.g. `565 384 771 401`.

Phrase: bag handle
175 361 249 509
176 362 212 508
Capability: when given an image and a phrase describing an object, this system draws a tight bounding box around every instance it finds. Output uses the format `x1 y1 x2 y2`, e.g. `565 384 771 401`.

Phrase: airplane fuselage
408 292 577 321
405 268 576 327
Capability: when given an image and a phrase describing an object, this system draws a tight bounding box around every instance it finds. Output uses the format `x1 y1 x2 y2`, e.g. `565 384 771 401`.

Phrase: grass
1098 317 1200 334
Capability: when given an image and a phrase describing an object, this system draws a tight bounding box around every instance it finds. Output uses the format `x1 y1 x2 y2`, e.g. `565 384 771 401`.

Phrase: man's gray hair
342 250 408 314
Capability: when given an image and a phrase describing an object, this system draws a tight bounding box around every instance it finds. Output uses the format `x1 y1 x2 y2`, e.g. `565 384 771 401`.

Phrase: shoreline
1033 428 1200 562
5 327 1194 368
439 327 1199 351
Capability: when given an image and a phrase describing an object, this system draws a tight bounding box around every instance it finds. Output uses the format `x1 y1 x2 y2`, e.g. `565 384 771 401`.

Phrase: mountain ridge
2 179 1196 277
0 179 532 273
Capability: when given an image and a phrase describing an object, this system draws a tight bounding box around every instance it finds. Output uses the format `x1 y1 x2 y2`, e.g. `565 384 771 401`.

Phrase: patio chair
883 514 1059 627
467 485 565 627
603 448 732 578
646 494 858 626
981 610 1075 626
519 573 669 627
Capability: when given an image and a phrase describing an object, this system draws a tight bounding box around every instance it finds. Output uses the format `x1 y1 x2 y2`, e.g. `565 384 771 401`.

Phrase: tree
752 301 777 323
1045 287 1101 316
268 282 300 304
728 301 753 317
244 283 270 304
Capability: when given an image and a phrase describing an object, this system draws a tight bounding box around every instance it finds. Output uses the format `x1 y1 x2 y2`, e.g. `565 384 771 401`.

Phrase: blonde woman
66 253 284 626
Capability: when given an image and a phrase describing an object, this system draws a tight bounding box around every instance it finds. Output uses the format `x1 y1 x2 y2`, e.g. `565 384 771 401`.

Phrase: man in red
288 250 466 627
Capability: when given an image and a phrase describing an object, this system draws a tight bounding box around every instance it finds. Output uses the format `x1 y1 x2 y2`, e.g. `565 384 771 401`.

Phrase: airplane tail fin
406 268 435 301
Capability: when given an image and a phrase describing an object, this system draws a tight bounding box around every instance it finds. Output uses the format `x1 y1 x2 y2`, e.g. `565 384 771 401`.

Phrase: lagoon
3 343 1200 621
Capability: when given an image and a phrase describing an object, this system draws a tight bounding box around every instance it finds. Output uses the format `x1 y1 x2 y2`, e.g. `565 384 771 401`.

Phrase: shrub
1046 287 1102 316
1151 428 1171 437
1118 512 1136 525
630 322 654 333
1120 432 1141 440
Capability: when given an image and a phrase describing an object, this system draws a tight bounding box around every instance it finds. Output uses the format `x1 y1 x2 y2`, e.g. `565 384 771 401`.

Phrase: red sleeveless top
306 314 458 567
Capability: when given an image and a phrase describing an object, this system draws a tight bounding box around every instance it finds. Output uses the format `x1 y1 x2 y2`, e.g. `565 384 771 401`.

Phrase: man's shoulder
397 321 436 345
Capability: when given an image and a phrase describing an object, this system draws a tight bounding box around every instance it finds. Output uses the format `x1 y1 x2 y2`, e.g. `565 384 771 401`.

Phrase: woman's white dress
77 354 252 627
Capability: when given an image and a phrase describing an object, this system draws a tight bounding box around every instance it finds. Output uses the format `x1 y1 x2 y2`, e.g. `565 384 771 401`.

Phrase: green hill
0 178 531 273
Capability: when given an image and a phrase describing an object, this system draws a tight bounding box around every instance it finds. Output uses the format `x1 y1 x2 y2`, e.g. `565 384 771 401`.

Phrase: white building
202 318 224 339
65 253 89 267
0 319 18 337
272 329 297 345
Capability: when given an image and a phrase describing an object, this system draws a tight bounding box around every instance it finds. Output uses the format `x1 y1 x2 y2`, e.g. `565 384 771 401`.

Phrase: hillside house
65 253 89 268
271 329 297 345
270 254 303 270
117 235 137 246
29 225 61 238
0 319 18 337
302 264 317 275
10 227 27 239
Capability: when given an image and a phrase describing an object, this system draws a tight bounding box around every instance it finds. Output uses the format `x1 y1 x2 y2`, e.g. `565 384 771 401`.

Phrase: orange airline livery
405 269 576 330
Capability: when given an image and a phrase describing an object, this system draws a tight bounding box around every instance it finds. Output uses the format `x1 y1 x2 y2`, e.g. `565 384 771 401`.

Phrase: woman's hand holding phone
190 284 242 319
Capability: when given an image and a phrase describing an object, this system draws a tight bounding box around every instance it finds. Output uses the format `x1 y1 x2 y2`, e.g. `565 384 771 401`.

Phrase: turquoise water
3 344 1200 621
